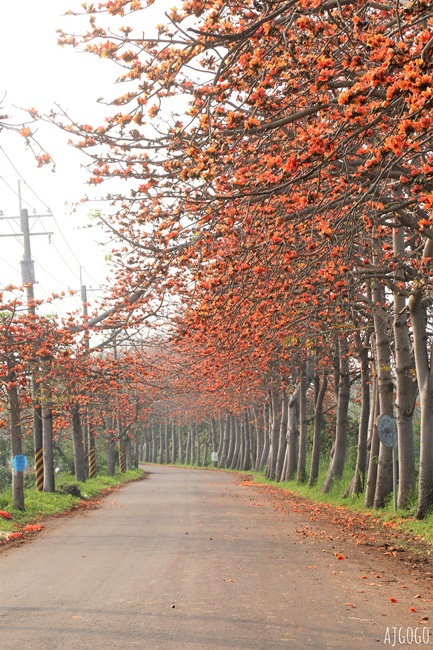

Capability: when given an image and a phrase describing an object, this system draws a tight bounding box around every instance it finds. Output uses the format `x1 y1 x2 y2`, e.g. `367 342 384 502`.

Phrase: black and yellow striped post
35 447 44 491
88 447 97 479
119 445 126 473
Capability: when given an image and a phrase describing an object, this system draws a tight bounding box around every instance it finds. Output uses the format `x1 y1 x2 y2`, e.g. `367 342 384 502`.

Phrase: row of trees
2 0 433 517
0 286 161 508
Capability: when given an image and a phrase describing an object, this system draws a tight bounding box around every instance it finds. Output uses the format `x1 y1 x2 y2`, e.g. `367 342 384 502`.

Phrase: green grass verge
0 468 144 534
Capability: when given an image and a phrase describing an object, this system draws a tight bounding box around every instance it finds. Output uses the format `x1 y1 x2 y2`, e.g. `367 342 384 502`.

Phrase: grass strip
0 468 144 537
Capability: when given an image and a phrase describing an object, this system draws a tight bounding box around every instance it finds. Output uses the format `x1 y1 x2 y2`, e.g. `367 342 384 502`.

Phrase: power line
34 215 80 278
0 149 103 289
0 204 24 245
31 253 72 289
0 175 36 212
0 255 19 276
0 146 50 211
35 280 82 315
51 214 101 286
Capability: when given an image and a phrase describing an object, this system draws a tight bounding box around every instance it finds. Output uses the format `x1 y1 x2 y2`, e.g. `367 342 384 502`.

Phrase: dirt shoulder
236 474 433 608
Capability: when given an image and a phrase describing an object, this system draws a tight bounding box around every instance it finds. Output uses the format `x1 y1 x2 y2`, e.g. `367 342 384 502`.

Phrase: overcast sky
0 2 146 316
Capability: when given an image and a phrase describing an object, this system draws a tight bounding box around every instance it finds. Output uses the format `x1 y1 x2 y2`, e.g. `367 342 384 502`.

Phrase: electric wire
0 204 24 245
52 214 101 285
0 146 99 284
0 176 36 213
0 256 20 284
1 148 101 286
31 253 72 289
0 150 105 319
0 146 50 211
36 280 82 315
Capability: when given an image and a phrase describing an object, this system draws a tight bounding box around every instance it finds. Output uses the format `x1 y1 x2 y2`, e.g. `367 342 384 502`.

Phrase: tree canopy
2 0 433 518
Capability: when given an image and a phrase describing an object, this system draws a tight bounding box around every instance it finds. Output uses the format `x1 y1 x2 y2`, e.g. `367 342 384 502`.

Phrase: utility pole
82 278 96 478
20 208 36 312
0 190 53 491
21 208 43 490
80 265 90 352
80 267 101 478
113 337 126 473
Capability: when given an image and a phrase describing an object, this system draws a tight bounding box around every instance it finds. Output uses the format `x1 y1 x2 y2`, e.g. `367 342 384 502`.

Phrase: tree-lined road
0 467 429 649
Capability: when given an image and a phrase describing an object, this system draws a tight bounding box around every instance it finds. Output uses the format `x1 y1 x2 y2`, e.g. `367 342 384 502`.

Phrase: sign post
377 415 398 513
12 454 28 473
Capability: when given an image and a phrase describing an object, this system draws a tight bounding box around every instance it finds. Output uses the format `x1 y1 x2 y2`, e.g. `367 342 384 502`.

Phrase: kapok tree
48 0 433 514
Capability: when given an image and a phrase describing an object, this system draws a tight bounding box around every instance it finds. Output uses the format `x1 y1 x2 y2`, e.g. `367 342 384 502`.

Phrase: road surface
0 465 431 649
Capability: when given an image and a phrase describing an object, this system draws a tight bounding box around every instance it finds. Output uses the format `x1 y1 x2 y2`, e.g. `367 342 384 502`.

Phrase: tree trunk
226 416 236 468
217 415 224 460
171 421 177 464
285 382 300 481
71 404 87 482
124 437 131 470
283 364 315 481
237 419 244 470
365 375 380 507
252 405 264 471
203 433 210 467
258 403 270 471
151 423 157 463
309 371 328 487
248 409 256 468
190 424 196 464
393 226 416 509
408 238 433 518
185 425 192 465
42 388 55 493
220 415 230 468
105 417 116 477
372 280 394 508
145 428 151 462
347 333 370 497
196 424 201 466
165 422 170 465
297 369 308 483
242 411 251 471
322 336 350 493
266 390 281 480
275 391 288 482
159 422 164 464
231 418 241 469
178 424 184 465
7 366 25 510
211 418 218 467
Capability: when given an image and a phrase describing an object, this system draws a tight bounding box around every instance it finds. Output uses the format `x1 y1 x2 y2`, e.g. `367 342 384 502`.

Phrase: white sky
0 1 166 317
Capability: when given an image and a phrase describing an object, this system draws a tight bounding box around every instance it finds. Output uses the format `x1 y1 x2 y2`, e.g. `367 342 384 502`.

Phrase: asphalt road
0 465 430 649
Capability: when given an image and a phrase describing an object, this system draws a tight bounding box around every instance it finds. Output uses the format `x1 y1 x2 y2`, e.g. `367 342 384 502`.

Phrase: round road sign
377 414 397 448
